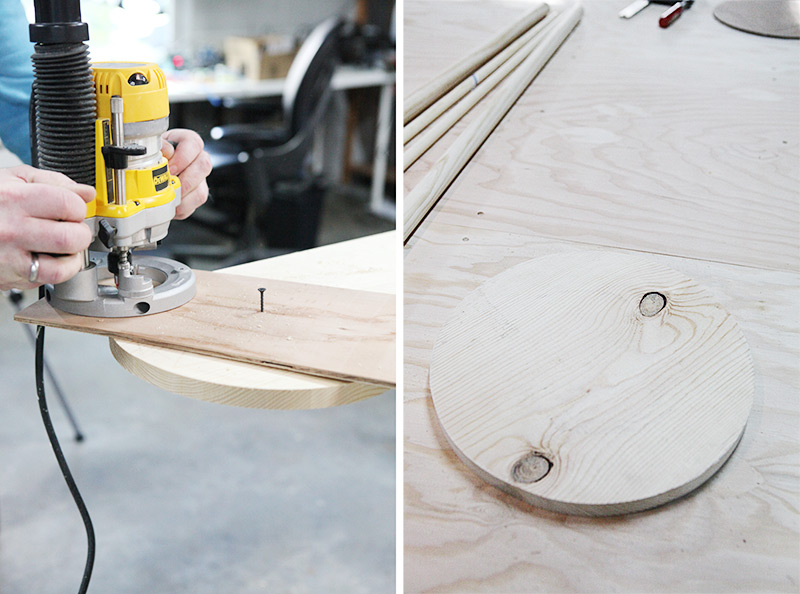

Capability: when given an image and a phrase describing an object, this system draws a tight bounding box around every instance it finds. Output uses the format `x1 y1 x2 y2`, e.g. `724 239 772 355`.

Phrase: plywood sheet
429 251 754 516
406 0 800 272
403 0 799 588
16 270 395 387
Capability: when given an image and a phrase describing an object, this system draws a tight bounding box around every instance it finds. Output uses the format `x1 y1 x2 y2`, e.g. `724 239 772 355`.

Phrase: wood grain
403 12 560 170
404 224 800 592
404 3 549 124
404 1 532 199
16 269 395 387
403 0 799 587
407 0 800 271
404 3 583 241
404 1 533 102
109 232 395 409
109 339 385 409
429 251 754 516
403 10 559 147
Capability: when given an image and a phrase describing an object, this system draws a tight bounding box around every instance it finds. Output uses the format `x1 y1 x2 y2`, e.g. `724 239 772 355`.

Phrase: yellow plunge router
47 62 196 317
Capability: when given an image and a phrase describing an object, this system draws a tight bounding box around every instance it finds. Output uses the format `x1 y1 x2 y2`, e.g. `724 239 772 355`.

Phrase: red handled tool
659 0 694 27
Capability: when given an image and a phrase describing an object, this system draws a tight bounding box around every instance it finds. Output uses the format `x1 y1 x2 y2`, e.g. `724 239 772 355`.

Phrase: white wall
19 0 359 64
20 0 175 64
173 0 356 54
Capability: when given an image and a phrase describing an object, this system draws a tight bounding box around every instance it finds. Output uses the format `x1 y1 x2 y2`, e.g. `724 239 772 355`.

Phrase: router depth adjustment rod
109 95 129 206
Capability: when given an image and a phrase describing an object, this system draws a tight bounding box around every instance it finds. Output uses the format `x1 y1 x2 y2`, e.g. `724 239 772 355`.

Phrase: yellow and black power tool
44 61 196 317
28 0 194 317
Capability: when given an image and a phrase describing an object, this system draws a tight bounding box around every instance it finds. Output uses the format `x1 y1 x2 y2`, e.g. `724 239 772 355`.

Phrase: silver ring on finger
29 252 40 283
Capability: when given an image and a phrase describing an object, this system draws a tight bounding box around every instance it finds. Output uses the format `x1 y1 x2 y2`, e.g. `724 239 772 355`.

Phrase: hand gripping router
30 0 195 317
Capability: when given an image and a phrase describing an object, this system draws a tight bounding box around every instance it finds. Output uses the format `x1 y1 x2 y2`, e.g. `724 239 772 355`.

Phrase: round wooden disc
714 0 800 39
430 252 754 516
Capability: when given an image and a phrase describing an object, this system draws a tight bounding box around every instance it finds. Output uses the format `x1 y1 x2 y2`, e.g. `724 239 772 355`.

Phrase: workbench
111 231 395 410
403 1 799 591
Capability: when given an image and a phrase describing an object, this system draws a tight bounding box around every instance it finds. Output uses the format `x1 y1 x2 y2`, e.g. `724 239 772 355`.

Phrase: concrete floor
0 294 395 594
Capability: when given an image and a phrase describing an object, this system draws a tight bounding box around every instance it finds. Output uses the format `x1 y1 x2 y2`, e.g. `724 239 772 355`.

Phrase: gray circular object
714 0 800 39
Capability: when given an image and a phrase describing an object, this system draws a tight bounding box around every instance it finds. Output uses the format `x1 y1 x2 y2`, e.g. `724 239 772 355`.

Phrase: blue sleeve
0 0 34 164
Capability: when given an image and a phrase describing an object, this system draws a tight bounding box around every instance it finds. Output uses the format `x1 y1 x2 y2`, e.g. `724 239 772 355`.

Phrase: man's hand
0 165 95 290
161 129 213 220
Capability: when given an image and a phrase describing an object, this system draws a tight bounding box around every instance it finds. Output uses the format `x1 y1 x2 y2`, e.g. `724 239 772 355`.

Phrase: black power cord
28 2 97 590
34 290 95 594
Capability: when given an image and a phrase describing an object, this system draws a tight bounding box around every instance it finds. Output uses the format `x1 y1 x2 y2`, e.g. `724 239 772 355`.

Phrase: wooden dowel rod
404 11 559 147
403 3 549 125
403 3 584 242
404 12 560 170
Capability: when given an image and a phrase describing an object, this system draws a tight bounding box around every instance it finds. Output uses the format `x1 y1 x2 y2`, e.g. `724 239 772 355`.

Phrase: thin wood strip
403 3 583 242
404 12 560 170
403 10 558 147
403 3 549 124
15 270 396 387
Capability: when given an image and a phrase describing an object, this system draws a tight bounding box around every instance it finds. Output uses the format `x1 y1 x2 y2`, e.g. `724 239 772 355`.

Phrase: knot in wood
639 292 666 317
511 452 552 483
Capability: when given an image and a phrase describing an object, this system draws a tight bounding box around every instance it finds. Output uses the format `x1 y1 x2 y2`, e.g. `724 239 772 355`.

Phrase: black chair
173 17 344 265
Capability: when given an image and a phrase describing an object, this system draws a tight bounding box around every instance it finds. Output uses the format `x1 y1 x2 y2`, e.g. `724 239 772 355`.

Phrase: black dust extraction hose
30 0 96 185
29 2 97 592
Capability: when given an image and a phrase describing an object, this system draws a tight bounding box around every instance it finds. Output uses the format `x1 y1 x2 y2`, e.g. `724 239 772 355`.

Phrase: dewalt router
30 0 195 317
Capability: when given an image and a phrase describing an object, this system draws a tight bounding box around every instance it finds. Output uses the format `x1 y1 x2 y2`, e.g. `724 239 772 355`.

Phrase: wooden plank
404 223 800 591
429 251 754 516
16 269 395 387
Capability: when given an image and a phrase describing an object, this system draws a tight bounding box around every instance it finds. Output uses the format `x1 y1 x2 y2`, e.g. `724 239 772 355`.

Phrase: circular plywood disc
430 252 754 516
714 0 800 39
